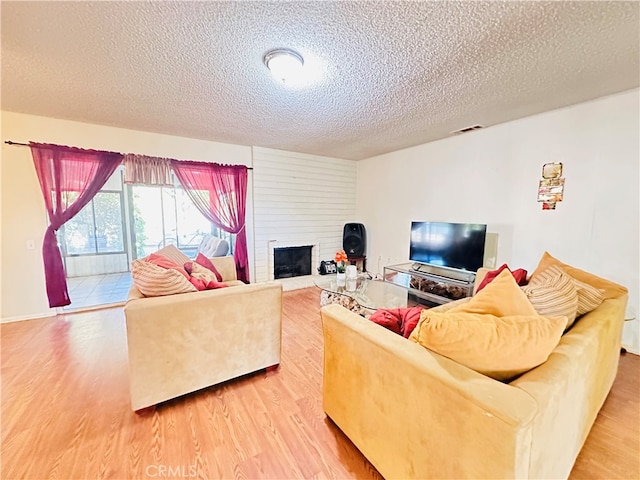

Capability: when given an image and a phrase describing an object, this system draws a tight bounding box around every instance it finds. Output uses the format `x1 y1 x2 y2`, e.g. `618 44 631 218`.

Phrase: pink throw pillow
146 253 190 279
369 309 403 335
369 306 425 338
400 306 425 338
188 277 229 291
194 253 223 282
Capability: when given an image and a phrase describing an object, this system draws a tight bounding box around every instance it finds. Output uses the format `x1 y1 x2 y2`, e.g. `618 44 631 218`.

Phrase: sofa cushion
476 263 528 293
154 244 191 267
195 253 223 282
522 265 579 329
131 259 197 297
410 309 566 381
531 251 626 300
447 269 537 317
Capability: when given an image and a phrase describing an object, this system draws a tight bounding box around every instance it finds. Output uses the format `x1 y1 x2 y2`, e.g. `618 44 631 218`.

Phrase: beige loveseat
125 256 282 411
320 265 628 479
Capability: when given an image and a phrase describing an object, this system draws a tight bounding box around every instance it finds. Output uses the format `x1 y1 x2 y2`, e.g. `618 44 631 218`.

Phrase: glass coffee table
315 276 408 316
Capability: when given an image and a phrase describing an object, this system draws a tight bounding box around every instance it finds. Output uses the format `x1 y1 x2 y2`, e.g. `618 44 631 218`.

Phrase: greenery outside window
132 183 233 258
61 190 126 255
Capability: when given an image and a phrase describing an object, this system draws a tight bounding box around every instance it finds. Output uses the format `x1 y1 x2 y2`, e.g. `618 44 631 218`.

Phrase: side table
347 255 366 274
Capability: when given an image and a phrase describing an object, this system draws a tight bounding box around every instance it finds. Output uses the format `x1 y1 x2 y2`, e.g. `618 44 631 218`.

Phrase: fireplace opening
274 246 312 279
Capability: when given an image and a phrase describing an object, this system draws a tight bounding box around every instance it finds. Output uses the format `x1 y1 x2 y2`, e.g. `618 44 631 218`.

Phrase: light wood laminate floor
2 287 639 479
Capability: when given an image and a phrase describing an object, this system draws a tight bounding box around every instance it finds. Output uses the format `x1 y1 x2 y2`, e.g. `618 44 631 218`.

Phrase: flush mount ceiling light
263 48 304 83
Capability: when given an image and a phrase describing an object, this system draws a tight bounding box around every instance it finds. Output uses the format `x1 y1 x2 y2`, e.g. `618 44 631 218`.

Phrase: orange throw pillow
449 269 537 317
411 309 566 381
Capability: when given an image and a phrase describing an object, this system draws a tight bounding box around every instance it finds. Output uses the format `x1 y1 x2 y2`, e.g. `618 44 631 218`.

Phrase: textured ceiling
2 1 639 160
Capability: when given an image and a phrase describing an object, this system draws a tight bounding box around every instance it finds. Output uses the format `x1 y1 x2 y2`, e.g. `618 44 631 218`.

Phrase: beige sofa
320 267 628 479
125 256 282 411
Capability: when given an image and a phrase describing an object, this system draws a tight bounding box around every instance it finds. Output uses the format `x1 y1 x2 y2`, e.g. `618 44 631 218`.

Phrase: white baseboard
1 312 55 323
275 275 319 291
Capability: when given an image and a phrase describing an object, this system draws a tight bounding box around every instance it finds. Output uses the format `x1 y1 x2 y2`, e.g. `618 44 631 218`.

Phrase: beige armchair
124 256 282 411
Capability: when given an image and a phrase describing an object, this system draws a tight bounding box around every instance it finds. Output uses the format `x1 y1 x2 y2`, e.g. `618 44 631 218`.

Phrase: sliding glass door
59 168 128 277
59 171 235 277
130 184 214 259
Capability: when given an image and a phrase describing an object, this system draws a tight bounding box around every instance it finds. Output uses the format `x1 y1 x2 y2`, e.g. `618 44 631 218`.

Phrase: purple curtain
30 143 123 307
171 160 250 283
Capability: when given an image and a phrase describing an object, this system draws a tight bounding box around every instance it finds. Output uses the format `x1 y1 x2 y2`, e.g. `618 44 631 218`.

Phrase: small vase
336 272 346 286
345 265 358 291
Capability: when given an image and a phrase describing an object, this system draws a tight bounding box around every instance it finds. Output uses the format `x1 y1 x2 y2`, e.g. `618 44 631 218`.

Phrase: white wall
3 91 637 354
356 89 640 353
252 147 357 282
1 111 253 321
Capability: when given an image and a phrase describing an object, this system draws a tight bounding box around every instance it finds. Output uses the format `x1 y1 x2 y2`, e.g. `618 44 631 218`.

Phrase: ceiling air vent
450 125 484 135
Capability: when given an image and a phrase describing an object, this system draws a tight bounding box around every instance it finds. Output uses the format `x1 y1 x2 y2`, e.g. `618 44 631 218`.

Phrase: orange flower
334 250 348 263
334 250 348 273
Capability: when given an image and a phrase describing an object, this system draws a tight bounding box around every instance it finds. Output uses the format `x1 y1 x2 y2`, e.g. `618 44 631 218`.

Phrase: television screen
409 222 487 272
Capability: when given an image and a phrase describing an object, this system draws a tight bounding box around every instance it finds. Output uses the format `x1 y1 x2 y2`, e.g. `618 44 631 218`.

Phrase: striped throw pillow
154 244 191 267
523 265 579 329
572 277 606 316
131 259 197 297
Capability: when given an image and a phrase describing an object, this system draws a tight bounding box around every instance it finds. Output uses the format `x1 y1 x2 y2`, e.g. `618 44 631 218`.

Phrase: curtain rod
3 140 254 169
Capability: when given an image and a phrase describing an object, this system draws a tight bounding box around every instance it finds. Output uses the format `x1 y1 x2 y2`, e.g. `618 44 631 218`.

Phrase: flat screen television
409 221 487 272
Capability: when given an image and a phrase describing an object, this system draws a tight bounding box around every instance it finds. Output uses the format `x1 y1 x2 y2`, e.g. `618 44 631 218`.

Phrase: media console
383 262 476 306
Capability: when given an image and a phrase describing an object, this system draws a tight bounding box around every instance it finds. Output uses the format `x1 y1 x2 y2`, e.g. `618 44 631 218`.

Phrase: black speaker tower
343 223 366 256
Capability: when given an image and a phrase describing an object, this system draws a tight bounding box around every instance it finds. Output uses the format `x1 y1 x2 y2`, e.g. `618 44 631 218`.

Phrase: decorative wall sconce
537 162 565 210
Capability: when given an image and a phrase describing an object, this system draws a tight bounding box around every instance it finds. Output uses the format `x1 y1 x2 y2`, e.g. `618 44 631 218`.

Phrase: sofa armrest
509 295 627 480
321 303 537 479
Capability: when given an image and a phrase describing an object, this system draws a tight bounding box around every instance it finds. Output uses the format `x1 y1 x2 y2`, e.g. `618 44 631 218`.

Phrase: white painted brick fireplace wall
252 147 357 284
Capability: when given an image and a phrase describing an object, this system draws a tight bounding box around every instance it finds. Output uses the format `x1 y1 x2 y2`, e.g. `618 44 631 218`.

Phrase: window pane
94 192 124 253
130 184 230 258
161 187 178 247
63 201 95 255
132 186 163 257
175 188 211 254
